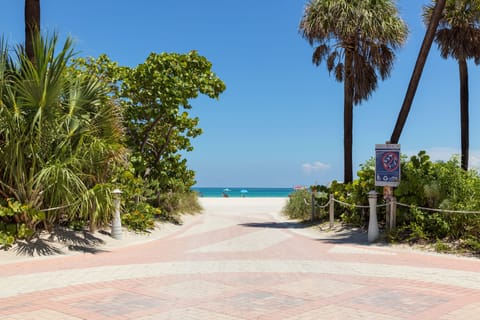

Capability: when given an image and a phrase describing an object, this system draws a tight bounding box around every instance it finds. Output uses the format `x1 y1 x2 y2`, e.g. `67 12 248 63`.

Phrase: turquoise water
192 187 293 198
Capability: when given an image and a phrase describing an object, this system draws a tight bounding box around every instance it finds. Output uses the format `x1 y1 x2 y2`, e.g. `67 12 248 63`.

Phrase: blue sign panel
375 144 401 187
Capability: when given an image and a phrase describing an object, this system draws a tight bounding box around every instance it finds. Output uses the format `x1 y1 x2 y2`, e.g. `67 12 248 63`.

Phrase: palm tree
0 34 126 232
25 0 40 61
300 0 408 183
423 0 480 170
390 0 446 144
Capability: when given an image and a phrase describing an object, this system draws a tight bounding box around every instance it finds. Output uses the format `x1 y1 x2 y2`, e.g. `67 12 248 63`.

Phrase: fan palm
0 34 126 232
423 0 480 170
300 0 407 183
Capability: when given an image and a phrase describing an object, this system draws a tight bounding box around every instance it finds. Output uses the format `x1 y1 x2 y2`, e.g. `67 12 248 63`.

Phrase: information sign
375 144 401 187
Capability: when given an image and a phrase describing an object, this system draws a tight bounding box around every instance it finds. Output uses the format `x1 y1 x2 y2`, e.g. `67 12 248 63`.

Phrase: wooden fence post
386 198 391 232
391 196 397 230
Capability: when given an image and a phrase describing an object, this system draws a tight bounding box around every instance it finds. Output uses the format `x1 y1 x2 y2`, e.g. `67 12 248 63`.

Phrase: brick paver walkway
0 198 479 319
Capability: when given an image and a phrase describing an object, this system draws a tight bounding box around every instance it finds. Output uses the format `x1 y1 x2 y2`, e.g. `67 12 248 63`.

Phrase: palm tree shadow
12 227 108 257
13 238 65 256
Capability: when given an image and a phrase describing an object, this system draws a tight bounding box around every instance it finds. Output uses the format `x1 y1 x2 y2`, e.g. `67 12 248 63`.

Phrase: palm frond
300 0 407 102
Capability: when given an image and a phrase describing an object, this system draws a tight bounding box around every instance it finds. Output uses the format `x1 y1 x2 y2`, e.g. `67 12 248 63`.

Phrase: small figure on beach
222 191 229 198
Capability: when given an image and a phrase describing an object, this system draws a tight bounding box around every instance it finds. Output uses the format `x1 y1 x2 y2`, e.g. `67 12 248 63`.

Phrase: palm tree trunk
459 58 469 170
25 0 40 62
344 50 354 183
390 0 446 144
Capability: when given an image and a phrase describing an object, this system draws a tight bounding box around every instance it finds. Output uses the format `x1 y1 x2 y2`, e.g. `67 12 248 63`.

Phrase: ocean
192 187 294 198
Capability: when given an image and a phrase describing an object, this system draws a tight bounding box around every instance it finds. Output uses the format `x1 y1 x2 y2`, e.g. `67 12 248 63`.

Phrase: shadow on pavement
239 220 379 246
239 221 317 230
13 238 64 256
316 230 369 245
12 227 107 256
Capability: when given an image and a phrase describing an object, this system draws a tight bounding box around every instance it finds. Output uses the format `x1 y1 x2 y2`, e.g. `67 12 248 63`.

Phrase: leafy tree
300 0 408 183
73 51 226 205
423 0 480 170
120 52 225 186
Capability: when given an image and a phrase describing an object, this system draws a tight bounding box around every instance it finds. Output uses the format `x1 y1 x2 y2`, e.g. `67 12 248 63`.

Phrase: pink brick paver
0 198 479 319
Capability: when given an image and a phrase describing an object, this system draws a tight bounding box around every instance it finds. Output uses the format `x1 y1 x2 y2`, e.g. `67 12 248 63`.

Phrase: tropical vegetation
0 33 225 248
299 0 408 183
0 34 126 246
284 151 480 255
72 51 225 215
4 0 480 258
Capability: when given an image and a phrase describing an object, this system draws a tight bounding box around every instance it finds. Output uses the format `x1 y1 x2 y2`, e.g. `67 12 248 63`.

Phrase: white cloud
426 147 459 162
302 161 331 174
468 151 480 169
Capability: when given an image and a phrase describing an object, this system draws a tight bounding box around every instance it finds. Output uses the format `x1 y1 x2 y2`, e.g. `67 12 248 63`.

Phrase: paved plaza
0 198 479 319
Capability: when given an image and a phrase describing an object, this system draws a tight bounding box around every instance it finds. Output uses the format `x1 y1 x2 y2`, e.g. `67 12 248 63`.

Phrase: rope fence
306 193 480 216
300 190 480 242
304 191 480 233
332 197 387 209
396 202 480 215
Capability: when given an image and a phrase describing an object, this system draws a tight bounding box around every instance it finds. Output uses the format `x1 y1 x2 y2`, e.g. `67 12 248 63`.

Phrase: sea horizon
192 187 295 198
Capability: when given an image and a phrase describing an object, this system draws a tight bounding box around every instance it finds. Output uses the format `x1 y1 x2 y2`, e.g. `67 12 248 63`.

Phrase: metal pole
111 188 123 240
368 190 379 242
329 193 334 228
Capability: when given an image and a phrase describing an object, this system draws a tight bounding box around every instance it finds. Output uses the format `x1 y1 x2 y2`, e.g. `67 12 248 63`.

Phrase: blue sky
1 1 480 188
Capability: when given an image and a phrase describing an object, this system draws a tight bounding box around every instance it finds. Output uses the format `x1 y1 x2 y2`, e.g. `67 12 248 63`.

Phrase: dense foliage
0 35 126 247
284 151 480 255
0 34 224 248
282 189 312 221
73 52 225 216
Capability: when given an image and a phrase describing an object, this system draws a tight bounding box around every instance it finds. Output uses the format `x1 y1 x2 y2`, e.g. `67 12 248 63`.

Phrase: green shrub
434 240 451 253
461 236 480 254
282 189 311 221
0 230 15 249
121 202 157 233
177 192 202 214
327 158 383 227
284 151 480 256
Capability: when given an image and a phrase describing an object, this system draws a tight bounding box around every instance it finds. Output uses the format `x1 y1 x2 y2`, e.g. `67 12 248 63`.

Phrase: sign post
375 144 400 230
375 144 401 187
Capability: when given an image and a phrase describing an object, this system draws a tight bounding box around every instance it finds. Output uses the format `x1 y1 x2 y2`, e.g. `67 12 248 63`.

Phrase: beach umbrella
223 188 231 192
240 189 248 195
